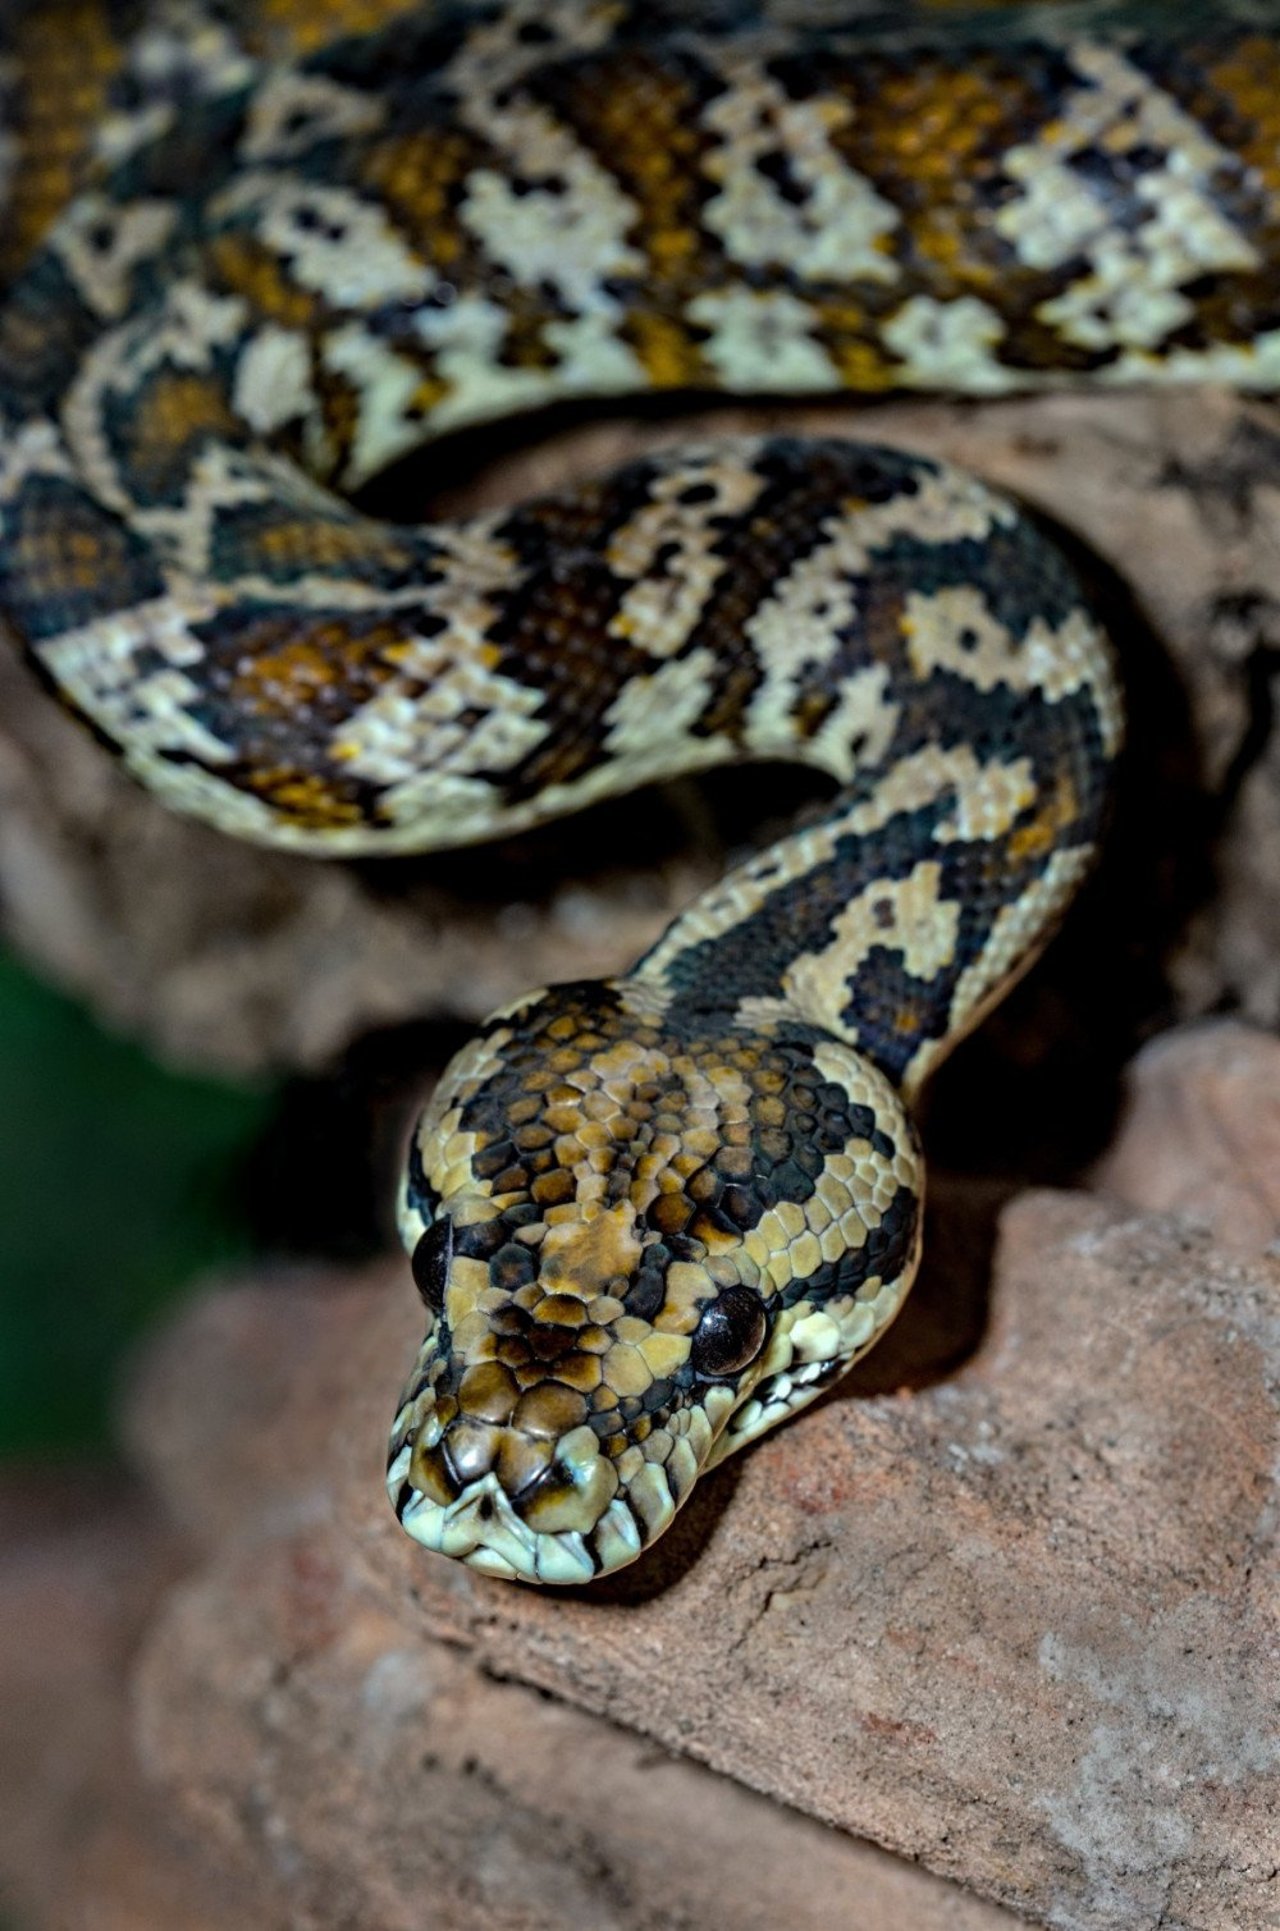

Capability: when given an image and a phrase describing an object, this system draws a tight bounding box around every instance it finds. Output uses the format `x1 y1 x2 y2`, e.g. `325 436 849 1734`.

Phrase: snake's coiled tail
0 0 1270 1576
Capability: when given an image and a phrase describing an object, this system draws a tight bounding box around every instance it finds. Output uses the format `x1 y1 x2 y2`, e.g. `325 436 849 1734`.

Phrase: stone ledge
135 1515 1022 1931
0 1475 1019 1931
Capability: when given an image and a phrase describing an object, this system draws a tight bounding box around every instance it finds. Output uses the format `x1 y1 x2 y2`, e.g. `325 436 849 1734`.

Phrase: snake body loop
0 0 1274 1578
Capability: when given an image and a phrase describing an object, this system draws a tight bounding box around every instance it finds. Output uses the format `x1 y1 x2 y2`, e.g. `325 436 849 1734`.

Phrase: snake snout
388 1315 698 1583
410 1362 619 1530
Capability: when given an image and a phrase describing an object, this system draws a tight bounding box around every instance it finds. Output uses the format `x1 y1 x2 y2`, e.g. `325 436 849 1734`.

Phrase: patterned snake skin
1 0 1277 1582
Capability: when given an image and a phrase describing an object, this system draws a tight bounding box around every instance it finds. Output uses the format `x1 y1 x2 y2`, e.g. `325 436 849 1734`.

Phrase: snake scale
1 0 1276 1583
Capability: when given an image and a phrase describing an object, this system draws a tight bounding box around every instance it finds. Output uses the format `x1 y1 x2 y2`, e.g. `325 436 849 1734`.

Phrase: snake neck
610 439 1121 1100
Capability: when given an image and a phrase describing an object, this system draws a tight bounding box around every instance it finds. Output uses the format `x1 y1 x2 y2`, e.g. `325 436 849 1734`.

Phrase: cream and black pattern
0 0 1276 1581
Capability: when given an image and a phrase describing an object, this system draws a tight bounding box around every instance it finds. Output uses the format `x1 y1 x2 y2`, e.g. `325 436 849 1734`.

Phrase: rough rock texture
1093 1019 1280 1255
133 1517 1023 1931
94 1022 1277 1931
3 388 1280 1074
0 1451 1021 1930
0 1471 258 1930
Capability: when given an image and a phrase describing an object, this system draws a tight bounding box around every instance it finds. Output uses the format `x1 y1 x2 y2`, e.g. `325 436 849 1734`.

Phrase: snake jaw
387 1462 630 1588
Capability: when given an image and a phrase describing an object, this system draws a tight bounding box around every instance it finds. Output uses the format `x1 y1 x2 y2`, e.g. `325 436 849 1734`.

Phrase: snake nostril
408 1439 456 1507
495 1429 555 1499
457 1360 520 1424
443 1420 500 1486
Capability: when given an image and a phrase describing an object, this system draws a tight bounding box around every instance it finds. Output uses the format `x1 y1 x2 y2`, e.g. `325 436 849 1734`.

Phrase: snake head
387 980 922 1584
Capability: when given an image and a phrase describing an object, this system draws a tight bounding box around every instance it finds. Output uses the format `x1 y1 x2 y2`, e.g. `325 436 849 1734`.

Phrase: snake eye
411 1217 452 1313
690 1284 767 1380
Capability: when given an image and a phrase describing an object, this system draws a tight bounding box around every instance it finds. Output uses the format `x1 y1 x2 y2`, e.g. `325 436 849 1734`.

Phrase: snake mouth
386 1452 672 1585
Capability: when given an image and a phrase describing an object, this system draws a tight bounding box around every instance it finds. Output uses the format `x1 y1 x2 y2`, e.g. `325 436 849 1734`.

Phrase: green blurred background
0 947 274 1455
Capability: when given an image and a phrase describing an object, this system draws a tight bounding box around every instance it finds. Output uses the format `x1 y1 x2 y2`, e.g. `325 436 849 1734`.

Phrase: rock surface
1093 1019 1280 1255
1 1452 1019 1931
0 1471 256 1930
133 1515 1022 1931
3 389 1280 1074
97 1022 1279 1931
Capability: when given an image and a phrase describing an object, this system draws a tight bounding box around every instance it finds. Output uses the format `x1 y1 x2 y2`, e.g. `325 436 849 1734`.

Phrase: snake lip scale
0 0 1273 1580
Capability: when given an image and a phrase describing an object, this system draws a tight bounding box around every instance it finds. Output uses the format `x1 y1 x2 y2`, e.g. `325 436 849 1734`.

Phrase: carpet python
0 0 1276 1584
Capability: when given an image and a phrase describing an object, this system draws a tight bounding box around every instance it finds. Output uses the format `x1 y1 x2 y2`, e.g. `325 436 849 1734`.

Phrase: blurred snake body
0 0 1275 1580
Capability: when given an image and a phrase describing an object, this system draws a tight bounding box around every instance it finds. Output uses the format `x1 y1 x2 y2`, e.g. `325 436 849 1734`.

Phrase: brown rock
1094 1018 1280 1254
135 1518 1020 1931
4 389 1280 1073
119 1263 389 1550
0 1344 1023 1930
0 1468 256 1929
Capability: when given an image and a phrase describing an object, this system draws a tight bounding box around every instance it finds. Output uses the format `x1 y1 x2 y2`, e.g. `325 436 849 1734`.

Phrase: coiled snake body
1 0 1275 1581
